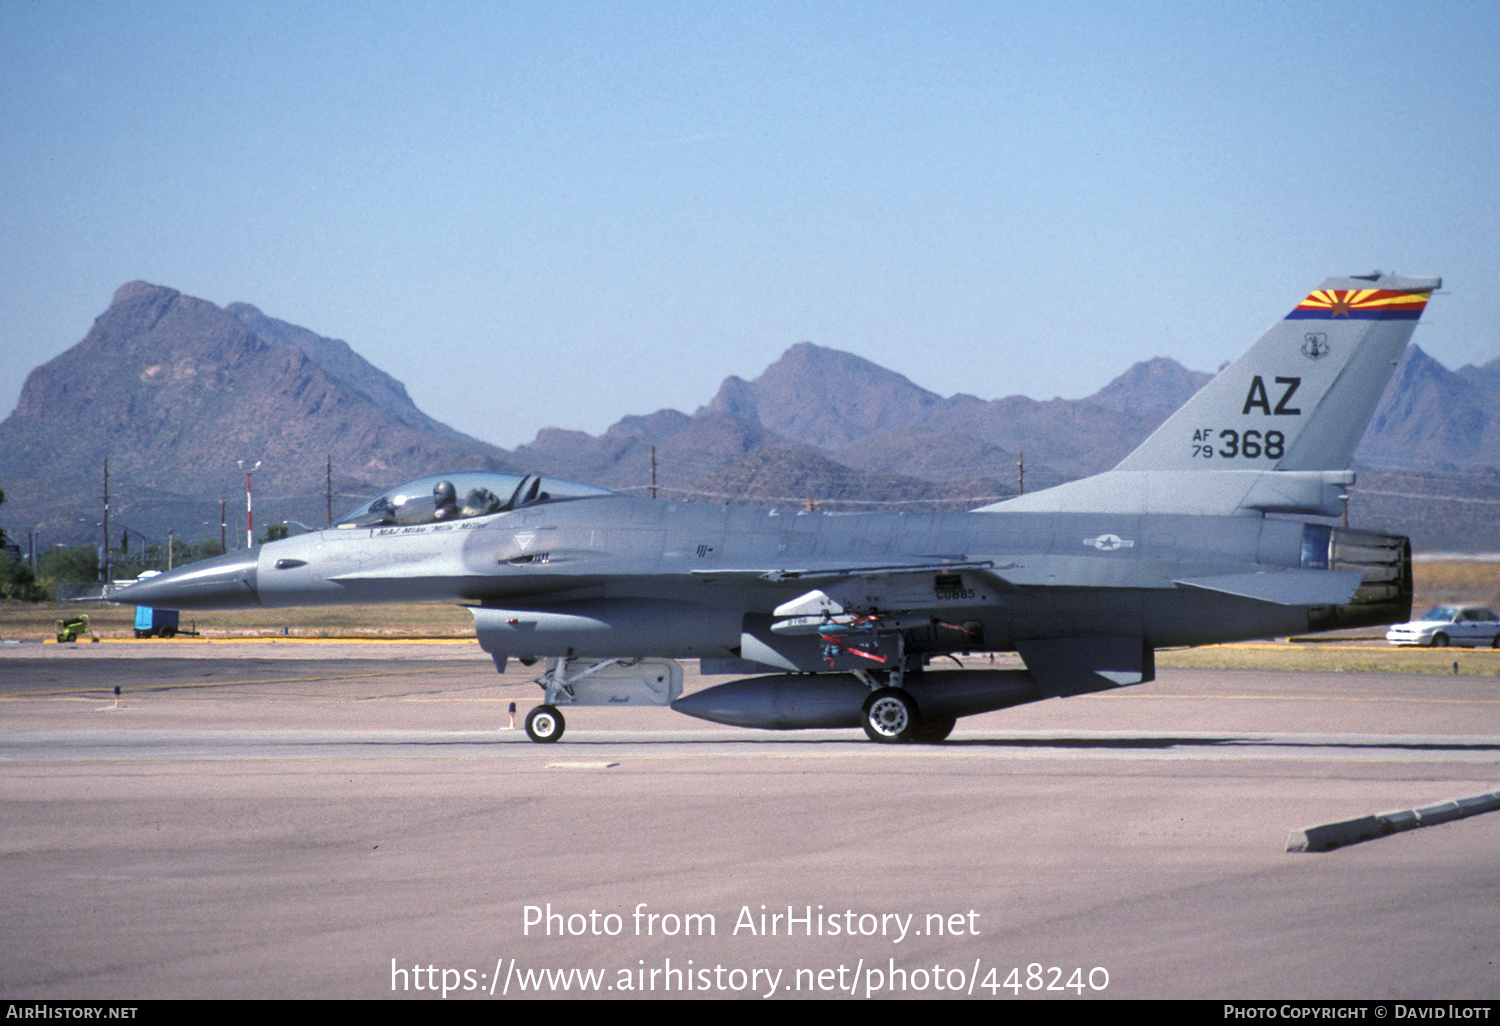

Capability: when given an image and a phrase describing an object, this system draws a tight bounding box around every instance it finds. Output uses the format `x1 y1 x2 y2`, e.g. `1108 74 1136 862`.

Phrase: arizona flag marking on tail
1289 288 1432 320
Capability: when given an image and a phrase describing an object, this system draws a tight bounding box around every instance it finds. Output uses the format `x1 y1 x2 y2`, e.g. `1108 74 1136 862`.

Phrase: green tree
0 486 37 599
0 551 34 601
188 538 225 561
37 545 100 583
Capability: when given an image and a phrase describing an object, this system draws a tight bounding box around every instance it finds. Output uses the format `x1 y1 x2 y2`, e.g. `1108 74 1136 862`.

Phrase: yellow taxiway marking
48 636 476 645
0 666 454 699
1128 692 1500 706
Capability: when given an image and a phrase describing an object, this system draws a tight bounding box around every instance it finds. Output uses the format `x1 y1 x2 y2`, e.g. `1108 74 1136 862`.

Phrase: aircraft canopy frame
335 472 612 529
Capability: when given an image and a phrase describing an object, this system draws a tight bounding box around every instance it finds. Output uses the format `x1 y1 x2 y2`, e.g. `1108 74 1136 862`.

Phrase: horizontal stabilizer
1175 569 1365 606
1015 637 1155 698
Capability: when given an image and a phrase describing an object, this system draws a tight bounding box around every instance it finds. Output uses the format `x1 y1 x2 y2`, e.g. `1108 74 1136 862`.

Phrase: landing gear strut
511 657 685 742
851 636 956 743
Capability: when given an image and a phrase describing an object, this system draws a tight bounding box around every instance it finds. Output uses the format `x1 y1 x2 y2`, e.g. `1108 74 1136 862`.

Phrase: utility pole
1017 452 1024 496
220 498 227 554
237 460 261 548
102 458 111 584
651 446 658 499
326 454 333 526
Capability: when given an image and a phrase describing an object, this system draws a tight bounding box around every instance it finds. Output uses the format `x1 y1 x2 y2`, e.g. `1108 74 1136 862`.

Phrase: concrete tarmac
1 640 1497 1000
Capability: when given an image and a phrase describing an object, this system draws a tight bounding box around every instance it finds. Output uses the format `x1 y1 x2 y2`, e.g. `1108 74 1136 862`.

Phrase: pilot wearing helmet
432 479 459 520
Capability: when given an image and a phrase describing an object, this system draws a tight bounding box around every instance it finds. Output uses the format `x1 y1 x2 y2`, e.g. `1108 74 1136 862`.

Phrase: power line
1355 489 1500 506
614 483 1010 508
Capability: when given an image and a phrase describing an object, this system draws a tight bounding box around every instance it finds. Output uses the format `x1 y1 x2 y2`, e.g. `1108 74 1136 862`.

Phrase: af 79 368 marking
1192 428 1287 460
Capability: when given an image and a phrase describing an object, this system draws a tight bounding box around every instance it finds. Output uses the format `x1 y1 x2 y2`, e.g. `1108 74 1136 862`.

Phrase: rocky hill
1358 346 1500 471
0 283 519 546
226 302 475 444
1457 355 1500 394
0 282 516 498
516 343 1207 496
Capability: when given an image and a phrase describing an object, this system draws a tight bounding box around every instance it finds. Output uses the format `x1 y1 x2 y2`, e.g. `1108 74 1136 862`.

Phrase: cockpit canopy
335 472 612 529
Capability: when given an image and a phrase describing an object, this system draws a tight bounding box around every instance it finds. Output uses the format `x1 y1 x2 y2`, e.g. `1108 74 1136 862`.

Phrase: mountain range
1 282 1496 554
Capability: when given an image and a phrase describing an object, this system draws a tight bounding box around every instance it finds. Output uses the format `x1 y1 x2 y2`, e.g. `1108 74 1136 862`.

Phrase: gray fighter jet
116 272 1439 743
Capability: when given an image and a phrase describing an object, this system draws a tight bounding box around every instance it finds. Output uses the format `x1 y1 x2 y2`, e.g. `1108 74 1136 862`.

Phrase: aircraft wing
695 552 1365 610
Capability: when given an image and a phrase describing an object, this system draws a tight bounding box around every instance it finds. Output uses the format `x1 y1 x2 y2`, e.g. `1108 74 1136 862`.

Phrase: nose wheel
525 704 565 743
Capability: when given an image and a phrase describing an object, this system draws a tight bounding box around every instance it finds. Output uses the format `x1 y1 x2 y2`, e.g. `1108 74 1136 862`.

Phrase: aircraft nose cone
114 549 262 609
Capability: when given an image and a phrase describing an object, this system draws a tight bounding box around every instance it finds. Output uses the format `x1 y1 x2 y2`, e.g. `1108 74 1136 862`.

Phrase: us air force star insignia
1084 534 1134 551
1302 333 1330 360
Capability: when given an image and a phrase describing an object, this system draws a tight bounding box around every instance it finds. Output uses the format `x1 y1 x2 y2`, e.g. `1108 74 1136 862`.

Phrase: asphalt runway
2 641 1497 1000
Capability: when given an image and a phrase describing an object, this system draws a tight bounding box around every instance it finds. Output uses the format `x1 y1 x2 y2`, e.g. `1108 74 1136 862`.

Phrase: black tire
861 688 918 744
525 705 565 743
161 626 176 638
1431 634 1449 648
911 716 957 743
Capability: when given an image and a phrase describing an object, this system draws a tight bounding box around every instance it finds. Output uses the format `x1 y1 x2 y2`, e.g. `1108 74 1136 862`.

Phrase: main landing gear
861 688 917 742
856 669 956 744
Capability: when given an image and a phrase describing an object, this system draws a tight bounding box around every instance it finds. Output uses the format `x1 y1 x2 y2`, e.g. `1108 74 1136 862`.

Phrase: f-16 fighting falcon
116 272 1440 743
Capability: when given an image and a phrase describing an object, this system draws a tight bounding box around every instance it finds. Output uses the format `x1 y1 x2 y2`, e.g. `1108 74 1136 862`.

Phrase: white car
1386 606 1500 648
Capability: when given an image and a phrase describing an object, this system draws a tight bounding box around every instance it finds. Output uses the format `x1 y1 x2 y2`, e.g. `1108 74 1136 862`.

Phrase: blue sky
3 1 1496 450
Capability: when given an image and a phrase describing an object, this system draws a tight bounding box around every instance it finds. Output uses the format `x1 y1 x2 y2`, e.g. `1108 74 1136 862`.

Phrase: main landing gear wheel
911 716 956 743
525 704 565 743
861 688 918 744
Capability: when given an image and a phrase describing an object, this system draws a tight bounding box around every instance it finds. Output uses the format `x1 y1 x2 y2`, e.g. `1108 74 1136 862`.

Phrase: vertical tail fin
975 272 1440 516
1114 272 1439 473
